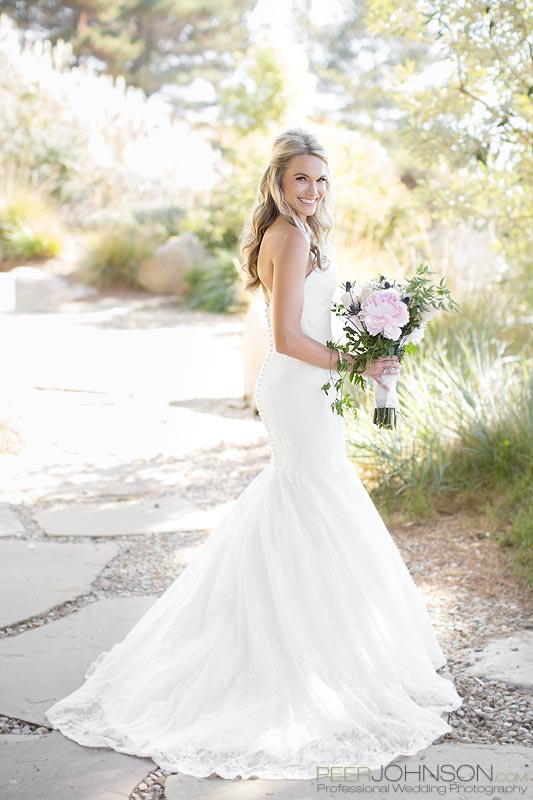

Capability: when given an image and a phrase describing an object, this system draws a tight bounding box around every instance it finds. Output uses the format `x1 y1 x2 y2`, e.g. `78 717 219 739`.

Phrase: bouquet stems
372 373 399 430
373 407 397 429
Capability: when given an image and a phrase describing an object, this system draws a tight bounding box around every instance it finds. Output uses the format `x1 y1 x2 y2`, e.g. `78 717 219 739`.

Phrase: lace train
46 461 462 779
45 262 463 779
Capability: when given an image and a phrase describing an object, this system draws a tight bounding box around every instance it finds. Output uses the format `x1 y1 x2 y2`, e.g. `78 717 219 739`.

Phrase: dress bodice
264 263 338 347
255 262 346 473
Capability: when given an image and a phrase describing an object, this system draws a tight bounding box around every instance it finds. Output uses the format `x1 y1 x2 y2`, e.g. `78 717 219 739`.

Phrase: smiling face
280 153 328 222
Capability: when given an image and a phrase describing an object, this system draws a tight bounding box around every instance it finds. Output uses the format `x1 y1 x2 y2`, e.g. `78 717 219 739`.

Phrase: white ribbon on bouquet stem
372 372 399 411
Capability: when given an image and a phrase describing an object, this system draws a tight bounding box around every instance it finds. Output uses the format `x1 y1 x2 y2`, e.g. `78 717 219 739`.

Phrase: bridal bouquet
321 264 458 428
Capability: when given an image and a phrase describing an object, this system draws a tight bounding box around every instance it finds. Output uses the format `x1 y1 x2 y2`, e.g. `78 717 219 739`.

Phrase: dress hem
47 700 461 782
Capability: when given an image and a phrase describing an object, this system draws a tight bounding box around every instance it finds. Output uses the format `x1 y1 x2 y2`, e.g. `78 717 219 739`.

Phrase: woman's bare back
257 218 314 307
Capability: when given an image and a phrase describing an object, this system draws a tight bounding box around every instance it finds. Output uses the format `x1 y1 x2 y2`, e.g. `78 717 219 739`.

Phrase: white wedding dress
45 260 463 779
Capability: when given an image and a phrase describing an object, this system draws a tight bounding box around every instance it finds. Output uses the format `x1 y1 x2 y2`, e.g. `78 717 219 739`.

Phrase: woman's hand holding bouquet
322 264 458 429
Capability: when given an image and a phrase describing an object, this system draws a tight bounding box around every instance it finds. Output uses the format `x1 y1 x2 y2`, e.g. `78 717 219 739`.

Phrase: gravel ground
1 450 532 800
0 454 533 800
1 294 532 798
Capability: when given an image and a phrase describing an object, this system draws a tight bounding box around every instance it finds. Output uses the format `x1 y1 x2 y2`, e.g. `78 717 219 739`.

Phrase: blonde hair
239 127 334 294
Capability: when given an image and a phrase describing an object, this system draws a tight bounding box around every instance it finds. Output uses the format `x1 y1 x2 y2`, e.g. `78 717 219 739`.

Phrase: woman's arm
270 227 339 371
269 227 399 389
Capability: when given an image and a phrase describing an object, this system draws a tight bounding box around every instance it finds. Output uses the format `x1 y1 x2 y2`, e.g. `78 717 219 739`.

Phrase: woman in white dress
45 127 463 780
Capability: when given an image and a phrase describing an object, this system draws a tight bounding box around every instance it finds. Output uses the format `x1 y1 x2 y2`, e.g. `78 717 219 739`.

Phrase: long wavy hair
239 127 334 294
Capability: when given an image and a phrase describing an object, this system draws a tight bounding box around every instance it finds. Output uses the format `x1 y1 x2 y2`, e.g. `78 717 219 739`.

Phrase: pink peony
360 288 409 340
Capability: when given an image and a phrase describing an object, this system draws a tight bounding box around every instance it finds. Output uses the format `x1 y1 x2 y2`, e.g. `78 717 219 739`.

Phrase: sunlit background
0 0 532 586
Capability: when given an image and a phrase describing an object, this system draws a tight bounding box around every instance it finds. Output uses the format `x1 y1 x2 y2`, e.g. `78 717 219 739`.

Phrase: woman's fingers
374 366 400 374
373 357 400 372
374 377 390 389
364 357 401 389
361 356 401 390
375 356 399 363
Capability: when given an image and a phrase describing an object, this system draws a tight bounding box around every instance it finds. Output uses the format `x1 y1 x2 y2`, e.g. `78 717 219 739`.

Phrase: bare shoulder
265 219 310 261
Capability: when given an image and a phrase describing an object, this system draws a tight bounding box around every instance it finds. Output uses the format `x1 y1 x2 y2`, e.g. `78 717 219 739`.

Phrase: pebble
0 715 50 736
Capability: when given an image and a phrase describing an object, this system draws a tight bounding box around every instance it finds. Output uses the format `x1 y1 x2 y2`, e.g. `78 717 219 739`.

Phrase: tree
298 0 533 282
0 0 254 101
364 0 533 275
293 0 433 134
218 45 290 134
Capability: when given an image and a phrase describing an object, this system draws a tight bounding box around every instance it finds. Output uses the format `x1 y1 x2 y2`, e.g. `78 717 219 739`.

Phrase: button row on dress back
255 305 277 466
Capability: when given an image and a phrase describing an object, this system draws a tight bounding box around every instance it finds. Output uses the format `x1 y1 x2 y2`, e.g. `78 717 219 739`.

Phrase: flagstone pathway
1 291 532 799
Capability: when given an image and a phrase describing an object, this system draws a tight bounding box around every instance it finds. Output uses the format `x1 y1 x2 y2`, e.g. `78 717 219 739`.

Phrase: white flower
358 282 376 303
403 323 427 345
420 304 439 322
346 313 364 333
340 290 359 310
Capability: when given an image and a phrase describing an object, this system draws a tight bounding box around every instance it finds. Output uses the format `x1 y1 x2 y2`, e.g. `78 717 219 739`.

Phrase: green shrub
179 205 241 253
346 295 533 583
133 206 186 237
1 218 61 260
183 249 243 313
509 487 533 581
82 223 161 289
0 181 63 261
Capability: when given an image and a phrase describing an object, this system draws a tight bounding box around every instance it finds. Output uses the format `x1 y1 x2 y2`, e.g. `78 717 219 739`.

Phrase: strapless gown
45 261 463 779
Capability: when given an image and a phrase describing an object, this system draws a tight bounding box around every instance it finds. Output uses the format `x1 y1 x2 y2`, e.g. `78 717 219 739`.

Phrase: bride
45 127 463 780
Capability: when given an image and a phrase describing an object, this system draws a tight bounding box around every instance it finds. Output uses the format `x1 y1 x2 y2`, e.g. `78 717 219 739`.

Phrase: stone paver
2 292 532 800
0 297 262 508
0 596 156 725
0 731 155 800
165 744 533 799
36 495 233 537
466 633 533 689
0 507 24 537
0 540 118 627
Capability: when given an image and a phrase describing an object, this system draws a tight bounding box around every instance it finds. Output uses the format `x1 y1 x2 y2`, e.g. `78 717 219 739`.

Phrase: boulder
7 267 92 312
137 232 207 295
0 272 15 311
241 296 269 411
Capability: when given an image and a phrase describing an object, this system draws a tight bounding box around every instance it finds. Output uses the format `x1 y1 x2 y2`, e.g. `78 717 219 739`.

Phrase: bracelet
328 347 348 382
329 347 340 381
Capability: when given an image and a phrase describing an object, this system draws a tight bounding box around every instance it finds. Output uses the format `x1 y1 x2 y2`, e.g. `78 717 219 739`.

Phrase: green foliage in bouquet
321 264 459 419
